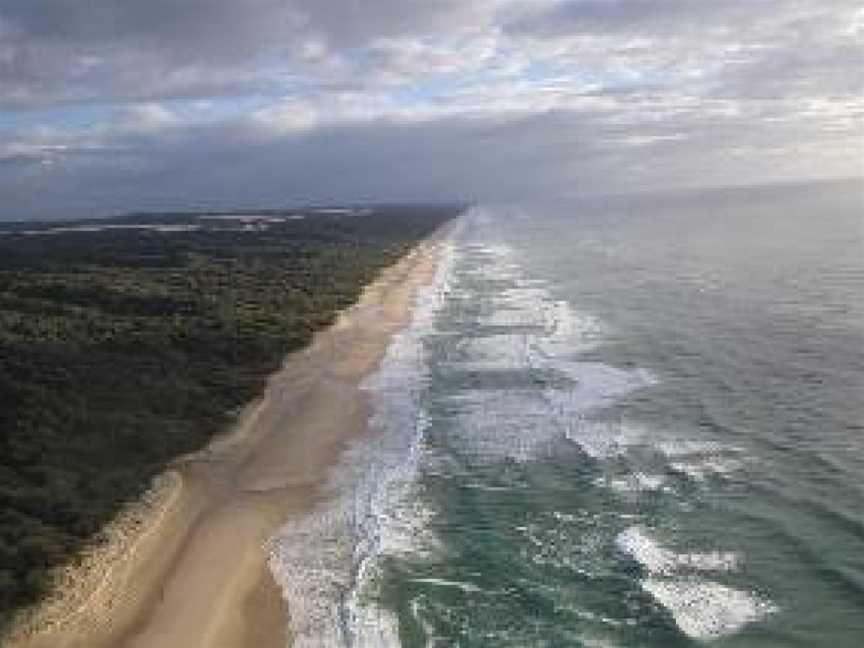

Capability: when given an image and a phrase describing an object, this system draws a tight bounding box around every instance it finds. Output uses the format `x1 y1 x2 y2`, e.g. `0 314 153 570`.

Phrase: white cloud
0 0 861 219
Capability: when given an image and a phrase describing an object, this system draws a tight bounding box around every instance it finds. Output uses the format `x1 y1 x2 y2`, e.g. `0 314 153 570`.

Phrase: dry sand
4 230 449 648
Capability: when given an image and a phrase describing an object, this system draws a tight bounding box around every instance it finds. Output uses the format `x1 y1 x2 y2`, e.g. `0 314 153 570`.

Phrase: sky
0 0 861 220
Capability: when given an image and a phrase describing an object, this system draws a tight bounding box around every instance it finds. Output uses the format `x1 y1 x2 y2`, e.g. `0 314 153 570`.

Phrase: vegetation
0 204 461 629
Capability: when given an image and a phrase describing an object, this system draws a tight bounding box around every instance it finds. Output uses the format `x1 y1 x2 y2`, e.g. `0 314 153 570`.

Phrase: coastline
4 225 452 648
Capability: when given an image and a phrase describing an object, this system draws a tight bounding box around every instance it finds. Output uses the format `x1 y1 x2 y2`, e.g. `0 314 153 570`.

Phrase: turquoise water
272 180 864 647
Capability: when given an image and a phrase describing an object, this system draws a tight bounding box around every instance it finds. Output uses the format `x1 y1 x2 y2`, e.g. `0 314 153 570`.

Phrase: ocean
270 179 864 647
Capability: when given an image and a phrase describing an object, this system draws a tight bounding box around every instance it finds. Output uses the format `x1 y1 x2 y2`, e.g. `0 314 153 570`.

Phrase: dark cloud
2 97 858 220
0 0 493 106
505 0 747 35
0 114 591 218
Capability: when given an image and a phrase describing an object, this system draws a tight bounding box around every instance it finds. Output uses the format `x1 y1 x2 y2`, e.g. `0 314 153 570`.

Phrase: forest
0 204 461 629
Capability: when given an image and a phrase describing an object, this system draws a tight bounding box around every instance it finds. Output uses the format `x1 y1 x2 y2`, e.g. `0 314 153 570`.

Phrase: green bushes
0 204 461 630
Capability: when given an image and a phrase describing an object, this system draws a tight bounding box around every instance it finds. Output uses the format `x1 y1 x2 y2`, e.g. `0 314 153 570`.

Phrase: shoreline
4 225 452 648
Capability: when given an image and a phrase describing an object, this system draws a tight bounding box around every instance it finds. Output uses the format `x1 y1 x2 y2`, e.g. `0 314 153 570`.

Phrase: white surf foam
268 225 461 647
669 456 744 482
442 228 653 464
598 472 668 493
466 240 604 355
642 578 777 640
614 526 775 639
443 362 649 464
458 333 535 370
408 577 483 593
538 300 605 355
656 439 726 457
615 526 738 575
447 390 564 462
564 414 651 459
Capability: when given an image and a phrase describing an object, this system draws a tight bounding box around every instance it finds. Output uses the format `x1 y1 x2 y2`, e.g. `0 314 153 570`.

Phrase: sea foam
642 578 777 640
615 525 775 639
440 238 653 464
268 225 460 647
615 526 739 575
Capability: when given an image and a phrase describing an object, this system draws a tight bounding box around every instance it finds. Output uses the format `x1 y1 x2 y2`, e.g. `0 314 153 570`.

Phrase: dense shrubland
0 204 460 628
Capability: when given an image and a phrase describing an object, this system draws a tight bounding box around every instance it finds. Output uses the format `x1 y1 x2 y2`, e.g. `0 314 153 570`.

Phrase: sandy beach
5 230 449 648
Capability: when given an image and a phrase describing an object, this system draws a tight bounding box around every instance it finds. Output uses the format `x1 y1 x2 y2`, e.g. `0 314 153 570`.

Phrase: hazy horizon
1 1 862 220
1 176 860 225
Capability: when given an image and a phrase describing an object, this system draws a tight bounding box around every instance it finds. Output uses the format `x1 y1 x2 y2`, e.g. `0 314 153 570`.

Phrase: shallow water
272 179 864 647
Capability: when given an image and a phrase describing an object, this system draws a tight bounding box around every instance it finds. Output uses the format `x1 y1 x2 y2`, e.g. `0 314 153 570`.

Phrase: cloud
506 0 864 98
506 0 744 35
2 92 858 220
0 0 861 219
0 0 498 106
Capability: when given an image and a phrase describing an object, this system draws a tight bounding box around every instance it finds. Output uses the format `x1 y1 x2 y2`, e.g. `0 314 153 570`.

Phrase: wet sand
5 231 448 648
